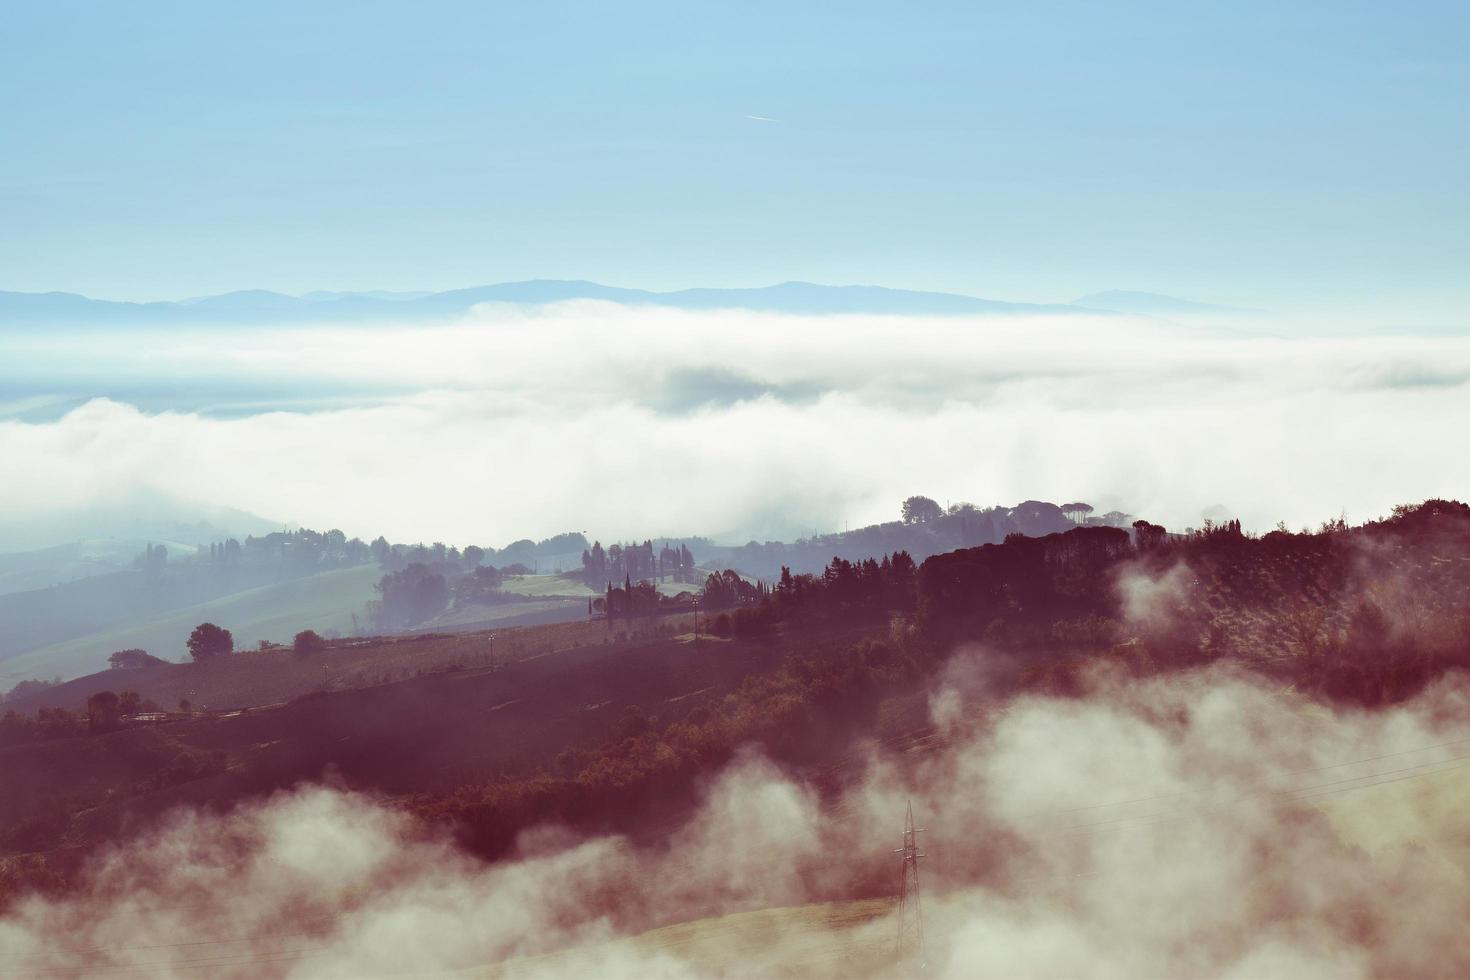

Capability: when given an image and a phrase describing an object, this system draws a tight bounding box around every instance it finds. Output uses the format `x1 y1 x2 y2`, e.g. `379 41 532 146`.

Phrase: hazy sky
4 2 1467 317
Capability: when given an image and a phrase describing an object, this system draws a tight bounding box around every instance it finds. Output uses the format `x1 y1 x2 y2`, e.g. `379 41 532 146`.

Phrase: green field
500 573 702 600
499 573 599 598
0 565 382 685
426 597 588 629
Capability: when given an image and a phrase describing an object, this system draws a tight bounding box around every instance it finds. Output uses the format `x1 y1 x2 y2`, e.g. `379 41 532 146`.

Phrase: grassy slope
499 573 703 599
0 537 217 598
0 613 728 839
0 565 381 685
422 572 697 629
7 615 691 716
499 573 598 598
426 598 588 629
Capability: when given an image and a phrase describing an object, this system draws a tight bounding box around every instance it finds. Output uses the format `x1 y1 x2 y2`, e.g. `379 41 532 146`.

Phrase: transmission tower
895 799 926 967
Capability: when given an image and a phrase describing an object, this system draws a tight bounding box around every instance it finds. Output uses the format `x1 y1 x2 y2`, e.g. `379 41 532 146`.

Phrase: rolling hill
0 565 382 685
3 500 1470 971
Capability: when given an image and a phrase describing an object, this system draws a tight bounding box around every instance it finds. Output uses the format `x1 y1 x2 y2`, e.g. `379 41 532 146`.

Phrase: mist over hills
0 491 280 557
0 280 1238 326
4 499 1470 979
5 0 1466 970
0 496 1122 685
1070 290 1256 316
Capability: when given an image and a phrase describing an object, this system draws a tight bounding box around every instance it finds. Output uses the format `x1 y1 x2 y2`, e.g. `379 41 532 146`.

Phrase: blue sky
3 1 1466 315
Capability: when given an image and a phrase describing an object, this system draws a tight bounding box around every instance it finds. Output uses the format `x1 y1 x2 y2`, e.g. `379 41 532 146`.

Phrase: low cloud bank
5 661 1470 978
1 302 1468 546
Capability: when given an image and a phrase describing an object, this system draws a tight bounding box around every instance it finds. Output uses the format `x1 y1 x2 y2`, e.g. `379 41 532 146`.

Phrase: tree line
580 540 698 588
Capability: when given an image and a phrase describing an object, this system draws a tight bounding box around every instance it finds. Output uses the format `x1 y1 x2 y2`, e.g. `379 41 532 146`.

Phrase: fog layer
4 661 1469 978
2 303 1468 547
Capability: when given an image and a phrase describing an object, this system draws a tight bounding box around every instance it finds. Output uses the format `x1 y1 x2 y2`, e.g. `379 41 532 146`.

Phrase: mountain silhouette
2 280 1103 327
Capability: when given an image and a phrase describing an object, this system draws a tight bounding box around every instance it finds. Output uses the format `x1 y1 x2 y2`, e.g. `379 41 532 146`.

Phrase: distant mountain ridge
0 280 1126 326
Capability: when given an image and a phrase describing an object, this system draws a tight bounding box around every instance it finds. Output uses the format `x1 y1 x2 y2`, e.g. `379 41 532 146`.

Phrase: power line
894 799 926 968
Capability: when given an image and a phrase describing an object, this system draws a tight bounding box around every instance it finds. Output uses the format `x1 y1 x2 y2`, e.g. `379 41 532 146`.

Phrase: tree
87 691 120 732
374 563 451 629
108 648 164 670
293 629 326 656
583 541 607 587
901 495 943 525
187 623 234 661
2 677 61 704
1062 502 1095 524
1133 520 1168 551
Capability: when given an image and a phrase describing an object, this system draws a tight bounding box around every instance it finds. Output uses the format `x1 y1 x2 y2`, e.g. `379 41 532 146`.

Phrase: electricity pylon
895 799 926 967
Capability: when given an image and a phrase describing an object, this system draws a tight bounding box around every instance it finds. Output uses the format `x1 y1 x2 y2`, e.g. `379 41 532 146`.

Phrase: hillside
654 498 1120 581
0 499 1108 687
0 528 381 674
0 539 158 597
0 493 280 556
0 565 382 686
0 610 790 855
4 500 1469 953
2 613 642 717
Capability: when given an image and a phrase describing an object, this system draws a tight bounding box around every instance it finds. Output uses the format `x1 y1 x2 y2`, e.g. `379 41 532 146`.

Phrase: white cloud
0 303 1467 547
